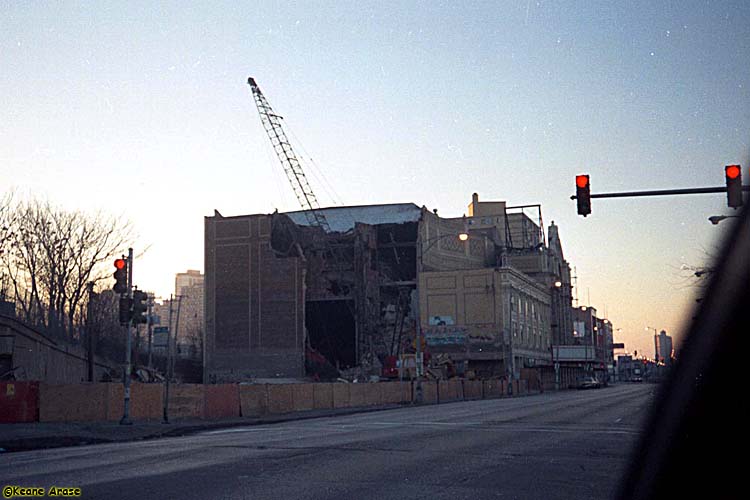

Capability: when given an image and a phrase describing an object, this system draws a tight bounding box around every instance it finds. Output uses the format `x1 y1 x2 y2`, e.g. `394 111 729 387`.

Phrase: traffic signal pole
573 166 746 216
571 185 749 200
120 247 134 425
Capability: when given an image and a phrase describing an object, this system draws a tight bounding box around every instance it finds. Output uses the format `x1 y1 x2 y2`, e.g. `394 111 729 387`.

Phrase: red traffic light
114 258 126 270
726 164 741 180
575 174 591 217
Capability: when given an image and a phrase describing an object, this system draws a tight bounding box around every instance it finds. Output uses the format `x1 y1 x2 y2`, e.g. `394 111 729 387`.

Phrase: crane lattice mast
247 77 331 233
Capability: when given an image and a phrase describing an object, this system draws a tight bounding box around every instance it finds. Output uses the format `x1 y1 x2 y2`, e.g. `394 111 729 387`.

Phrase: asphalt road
1 384 654 500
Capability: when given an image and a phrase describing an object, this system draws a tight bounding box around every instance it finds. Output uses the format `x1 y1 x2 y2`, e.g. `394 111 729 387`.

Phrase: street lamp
415 230 474 403
645 326 659 364
708 215 739 225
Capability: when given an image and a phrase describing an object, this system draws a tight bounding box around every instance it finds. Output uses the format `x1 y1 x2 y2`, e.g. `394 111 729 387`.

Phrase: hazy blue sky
2 1 748 356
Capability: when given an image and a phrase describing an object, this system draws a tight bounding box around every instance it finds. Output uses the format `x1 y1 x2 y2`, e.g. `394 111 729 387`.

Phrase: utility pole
163 294 174 424
163 294 183 424
147 294 153 369
414 288 423 404
414 237 424 405
172 295 183 382
86 282 95 382
120 247 133 425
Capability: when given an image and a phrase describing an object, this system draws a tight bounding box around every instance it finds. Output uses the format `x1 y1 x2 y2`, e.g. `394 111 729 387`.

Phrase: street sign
152 326 169 348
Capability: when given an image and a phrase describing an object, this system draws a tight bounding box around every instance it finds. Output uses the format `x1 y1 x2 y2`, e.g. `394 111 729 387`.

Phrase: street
1 384 654 500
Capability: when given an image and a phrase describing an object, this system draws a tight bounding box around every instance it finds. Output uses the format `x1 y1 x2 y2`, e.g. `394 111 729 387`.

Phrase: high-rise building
176 270 203 296
151 270 204 359
656 330 673 365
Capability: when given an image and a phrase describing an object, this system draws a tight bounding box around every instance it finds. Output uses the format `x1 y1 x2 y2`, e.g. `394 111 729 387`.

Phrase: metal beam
571 185 750 200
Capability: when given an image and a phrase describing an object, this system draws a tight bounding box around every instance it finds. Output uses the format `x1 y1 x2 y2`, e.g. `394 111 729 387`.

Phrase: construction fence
0 378 531 424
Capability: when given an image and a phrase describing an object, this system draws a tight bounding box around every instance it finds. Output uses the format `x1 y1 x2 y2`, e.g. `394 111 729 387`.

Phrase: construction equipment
247 77 331 232
247 76 357 369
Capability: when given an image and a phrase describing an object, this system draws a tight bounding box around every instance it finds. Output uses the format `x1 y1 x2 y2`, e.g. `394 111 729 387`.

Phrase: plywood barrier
402 381 413 403
348 383 368 407
364 383 382 406
267 384 294 414
39 383 109 422
439 380 463 402
168 384 205 419
519 380 528 394
463 380 483 400
420 381 438 404
204 384 240 419
0 381 39 423
332 383 350 408
129 383 162 420
312 383 334 409
483 379 503 399
105 383 124 421
380 382 405 404
291 384 314 412
239 384 268 417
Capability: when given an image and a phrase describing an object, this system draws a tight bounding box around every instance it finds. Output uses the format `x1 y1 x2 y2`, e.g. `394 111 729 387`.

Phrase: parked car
577 376 601 390
631 376 643 383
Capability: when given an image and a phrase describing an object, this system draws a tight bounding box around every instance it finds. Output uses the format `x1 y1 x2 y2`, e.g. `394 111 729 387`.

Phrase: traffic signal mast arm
571 185 745 200
572 165 745 216
247 77 331 232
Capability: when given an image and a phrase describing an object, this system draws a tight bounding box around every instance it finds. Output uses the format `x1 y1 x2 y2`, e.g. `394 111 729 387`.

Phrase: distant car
577 376 601 389
631 377 643 383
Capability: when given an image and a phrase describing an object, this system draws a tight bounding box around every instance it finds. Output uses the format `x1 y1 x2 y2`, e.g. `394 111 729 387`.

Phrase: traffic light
113 258 128 294
725 164 743 208
118 296 132 324
576 174 591 216
132 290 148 324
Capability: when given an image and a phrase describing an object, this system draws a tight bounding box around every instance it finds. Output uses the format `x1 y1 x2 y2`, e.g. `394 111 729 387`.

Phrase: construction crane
247 77 331 233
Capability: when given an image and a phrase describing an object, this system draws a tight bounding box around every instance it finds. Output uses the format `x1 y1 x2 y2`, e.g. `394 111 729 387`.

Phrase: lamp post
415 229 471 404
645 326 659 370
551 278 562 390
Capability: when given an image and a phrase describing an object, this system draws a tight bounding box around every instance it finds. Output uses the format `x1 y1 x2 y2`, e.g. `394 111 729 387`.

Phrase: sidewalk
0 404 403 453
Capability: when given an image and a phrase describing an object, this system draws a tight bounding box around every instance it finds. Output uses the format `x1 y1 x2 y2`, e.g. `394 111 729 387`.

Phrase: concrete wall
1 315 116 384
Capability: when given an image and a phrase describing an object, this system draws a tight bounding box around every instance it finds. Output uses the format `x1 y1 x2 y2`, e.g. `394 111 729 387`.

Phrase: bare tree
0 195 134 340
0 191 15 299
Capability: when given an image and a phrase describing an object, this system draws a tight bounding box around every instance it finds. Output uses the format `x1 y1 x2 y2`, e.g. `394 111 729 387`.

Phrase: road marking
615 418 622 423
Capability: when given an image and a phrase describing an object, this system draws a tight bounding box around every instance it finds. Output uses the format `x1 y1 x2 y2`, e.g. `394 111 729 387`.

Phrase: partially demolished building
203 194 574 383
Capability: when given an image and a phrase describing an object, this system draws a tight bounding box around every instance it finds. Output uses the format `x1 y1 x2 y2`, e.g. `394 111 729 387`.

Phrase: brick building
204 194 574 383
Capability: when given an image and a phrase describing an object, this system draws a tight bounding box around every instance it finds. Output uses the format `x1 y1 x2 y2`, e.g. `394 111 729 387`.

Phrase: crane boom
247 77 331 232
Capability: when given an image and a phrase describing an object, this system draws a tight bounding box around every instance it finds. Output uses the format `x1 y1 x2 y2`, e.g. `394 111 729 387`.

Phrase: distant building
656 330 673 365
176 270 203 296
557 306 614 383
150 271 204 359
617 355 633 381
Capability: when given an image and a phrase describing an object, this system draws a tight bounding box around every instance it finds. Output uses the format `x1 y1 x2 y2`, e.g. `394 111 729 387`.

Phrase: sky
2 1 749 358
